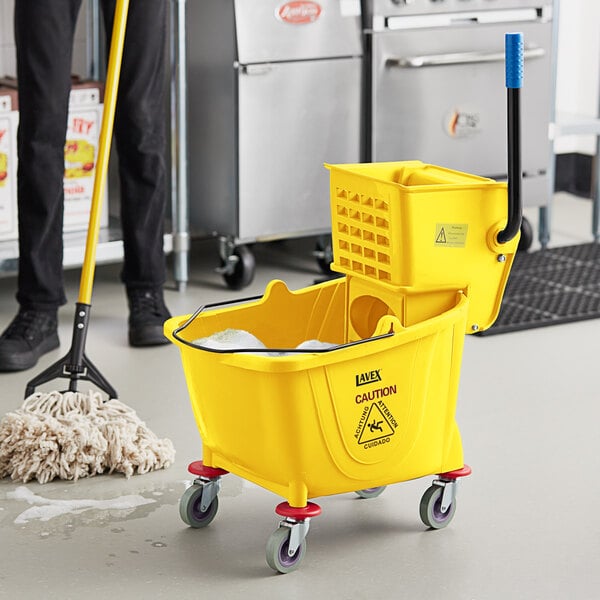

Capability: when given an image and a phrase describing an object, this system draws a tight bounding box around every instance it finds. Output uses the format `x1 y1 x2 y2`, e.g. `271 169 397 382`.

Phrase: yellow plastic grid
333 188 396 283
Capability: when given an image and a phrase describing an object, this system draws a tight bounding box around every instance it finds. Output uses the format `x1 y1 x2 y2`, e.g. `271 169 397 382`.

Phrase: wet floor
1 194 599 599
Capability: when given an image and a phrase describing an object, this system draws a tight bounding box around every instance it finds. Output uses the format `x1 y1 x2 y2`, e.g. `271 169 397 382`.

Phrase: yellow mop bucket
167 32 524 575
165 276 475 574
166 278 467 503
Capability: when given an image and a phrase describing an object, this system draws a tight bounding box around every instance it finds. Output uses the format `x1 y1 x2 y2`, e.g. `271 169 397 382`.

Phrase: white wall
554 0 600 154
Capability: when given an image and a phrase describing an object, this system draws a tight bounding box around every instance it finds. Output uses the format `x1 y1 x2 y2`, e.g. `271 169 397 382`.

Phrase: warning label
435 223 468 248
356 402 396 447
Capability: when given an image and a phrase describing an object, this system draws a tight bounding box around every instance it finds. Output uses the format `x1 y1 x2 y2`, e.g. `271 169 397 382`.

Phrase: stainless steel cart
185 0 363 289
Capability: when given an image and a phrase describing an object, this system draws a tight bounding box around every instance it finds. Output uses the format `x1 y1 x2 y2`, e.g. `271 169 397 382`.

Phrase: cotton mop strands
0 391 175 484
0 0 174 483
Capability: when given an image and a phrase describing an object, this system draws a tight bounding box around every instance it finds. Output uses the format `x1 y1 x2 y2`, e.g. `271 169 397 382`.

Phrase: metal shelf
553 112 600 137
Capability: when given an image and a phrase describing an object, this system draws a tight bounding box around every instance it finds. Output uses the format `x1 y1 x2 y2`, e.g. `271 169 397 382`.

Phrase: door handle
239 64 273 75
386 46 545 68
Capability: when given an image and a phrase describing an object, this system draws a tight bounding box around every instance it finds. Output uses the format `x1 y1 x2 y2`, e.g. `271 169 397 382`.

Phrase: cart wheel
419 485 457 530
222 245 255 290
355 486 386 499
314 236 333 274
518 216 534 252
266 527 306 574
179 484 219 528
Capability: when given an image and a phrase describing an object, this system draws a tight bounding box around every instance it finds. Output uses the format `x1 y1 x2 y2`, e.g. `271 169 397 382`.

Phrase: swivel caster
217 237 255 290
266 501 321 574
419 465 471 530
179 483 220 528
179 461 228 528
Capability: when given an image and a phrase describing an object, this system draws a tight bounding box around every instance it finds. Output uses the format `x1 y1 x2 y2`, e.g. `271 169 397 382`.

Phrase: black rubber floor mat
482 242 600 335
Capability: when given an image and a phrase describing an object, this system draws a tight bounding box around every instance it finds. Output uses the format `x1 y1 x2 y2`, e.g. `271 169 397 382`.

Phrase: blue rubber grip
505 32 523 89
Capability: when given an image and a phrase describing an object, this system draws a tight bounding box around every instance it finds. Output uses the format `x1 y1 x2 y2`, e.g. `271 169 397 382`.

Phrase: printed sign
435 223 468 248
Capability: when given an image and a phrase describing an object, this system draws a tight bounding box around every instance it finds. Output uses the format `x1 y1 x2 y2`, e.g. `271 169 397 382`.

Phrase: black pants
14 0 168 311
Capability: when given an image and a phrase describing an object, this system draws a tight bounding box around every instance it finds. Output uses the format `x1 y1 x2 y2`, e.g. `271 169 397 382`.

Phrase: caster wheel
314 236 334 275
419 485 456 530
179 484 219 528
266 527 306 574
222 245 255 290
355 486 386 499
518 216 534 252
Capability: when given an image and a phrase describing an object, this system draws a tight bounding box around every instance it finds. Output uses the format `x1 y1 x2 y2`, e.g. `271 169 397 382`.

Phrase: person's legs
15 0 81 311
102 0 170 346
0 0 81 371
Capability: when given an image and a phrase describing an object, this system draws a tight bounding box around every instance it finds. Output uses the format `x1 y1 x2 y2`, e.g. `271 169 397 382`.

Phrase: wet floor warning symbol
357 403 395 444
436 227 447 244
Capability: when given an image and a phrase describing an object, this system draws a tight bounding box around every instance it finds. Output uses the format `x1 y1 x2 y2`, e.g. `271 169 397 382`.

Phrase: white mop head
0 390 175 484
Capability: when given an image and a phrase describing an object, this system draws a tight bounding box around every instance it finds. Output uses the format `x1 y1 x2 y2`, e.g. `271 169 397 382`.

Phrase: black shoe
0 309 60 372
127 288 172 347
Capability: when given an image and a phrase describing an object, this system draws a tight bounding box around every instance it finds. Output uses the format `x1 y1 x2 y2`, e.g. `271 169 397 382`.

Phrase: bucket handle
171 294 394 354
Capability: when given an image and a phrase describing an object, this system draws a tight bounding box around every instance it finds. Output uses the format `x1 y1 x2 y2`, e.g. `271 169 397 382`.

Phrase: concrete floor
0 193 599 599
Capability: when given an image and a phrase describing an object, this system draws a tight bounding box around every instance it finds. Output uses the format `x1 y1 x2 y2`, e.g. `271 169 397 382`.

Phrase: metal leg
169 0 190 291
86 0 101 80
539 204 551 249
592 135 600 242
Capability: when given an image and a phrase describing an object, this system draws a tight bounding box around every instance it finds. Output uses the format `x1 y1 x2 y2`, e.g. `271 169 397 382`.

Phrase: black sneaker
127 288 172 347
0 309 60 372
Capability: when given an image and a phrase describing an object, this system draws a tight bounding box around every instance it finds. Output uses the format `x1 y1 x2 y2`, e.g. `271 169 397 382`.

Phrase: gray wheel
266 527 306 574
222 245 255 290
355 486 386 499
179 484 219 528
419 485 456 529
518 216 534 252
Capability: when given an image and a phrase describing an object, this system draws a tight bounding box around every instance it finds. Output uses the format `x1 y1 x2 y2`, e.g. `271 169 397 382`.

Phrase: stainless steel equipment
186 0 363 288
363 0 554 247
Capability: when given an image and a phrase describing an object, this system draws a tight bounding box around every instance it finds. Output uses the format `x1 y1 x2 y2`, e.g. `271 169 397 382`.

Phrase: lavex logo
355 369 381 387
277 1 321 24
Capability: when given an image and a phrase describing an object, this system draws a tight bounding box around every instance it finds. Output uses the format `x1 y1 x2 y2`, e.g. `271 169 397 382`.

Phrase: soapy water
7 486 156 525
193 328 336 356
294 339 338 351
2 476 245 534
193 329 267 352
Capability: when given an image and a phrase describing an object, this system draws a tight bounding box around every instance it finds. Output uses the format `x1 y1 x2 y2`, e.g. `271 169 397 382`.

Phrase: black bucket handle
171 293 394 355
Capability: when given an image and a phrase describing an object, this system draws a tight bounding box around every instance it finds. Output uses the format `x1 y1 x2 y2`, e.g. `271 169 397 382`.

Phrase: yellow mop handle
78 0 130 305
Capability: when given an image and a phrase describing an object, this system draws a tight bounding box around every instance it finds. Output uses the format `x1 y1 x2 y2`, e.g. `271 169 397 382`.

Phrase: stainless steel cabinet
237 57 361 241
370 19 552 194
186 0 363 288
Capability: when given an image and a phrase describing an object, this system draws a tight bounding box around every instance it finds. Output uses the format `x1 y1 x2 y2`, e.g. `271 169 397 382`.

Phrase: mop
0 0 175 484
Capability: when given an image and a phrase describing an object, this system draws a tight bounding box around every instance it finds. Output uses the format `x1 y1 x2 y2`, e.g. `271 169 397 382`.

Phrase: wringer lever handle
497 32 523 244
